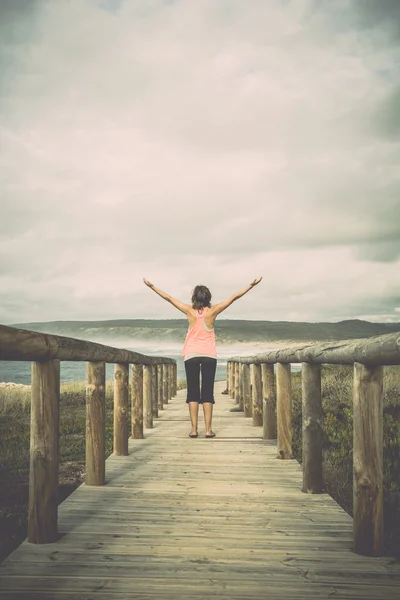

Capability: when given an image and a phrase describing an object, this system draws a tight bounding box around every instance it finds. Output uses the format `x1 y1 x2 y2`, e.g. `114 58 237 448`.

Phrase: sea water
0 343 300 385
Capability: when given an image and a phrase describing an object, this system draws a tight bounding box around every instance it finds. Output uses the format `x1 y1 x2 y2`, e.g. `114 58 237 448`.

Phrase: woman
143 277 262 438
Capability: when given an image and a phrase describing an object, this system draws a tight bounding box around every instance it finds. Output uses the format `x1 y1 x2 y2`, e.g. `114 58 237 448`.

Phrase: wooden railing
227 332 400 558
0 324 177 545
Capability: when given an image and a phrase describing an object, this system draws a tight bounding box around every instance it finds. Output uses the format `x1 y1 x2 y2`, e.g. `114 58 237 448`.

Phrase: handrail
0 323 177 546
0 324 175 364
229 331 400 365
226 330 400 559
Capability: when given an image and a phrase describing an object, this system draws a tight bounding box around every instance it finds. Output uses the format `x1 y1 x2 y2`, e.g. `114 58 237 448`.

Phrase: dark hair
191 285 212 309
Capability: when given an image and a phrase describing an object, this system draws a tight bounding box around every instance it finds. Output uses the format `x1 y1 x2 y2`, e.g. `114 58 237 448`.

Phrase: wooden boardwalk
0 381 399 599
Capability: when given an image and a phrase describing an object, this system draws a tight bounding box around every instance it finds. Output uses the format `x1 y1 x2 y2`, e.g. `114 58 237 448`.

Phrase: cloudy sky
1 0 400 325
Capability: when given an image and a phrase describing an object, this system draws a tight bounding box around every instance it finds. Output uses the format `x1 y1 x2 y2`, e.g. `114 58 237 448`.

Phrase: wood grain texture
85 361 106 485
28 360 60 544
229 361 235 398
242 363 252 418
301 363 323 493
157 365 163 411
234 362 240 404
131 364 143 439
143 365 153 429
262 363 275 439
276 363 292 460
163 364 169 405
151 364 158 419
113 363 129 456
229 332 400 366
2 382 399 599
353 363 383 556
251 363 262 426
168 364 173 402
0 324 175 364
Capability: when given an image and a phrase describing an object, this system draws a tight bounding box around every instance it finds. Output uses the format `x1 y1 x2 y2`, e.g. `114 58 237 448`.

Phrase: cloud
1 0 400 325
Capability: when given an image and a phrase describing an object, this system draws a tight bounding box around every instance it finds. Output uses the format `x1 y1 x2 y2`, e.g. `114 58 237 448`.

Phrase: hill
11 318 400 345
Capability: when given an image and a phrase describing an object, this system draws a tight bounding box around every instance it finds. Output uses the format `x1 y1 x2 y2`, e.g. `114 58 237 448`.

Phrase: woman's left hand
143 278 154 288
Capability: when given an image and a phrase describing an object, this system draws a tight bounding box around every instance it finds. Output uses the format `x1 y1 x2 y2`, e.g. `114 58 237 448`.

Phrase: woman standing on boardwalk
143 278 262 438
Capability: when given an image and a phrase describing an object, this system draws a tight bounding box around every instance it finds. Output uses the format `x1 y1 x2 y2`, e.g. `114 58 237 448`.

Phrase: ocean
0 342 300 385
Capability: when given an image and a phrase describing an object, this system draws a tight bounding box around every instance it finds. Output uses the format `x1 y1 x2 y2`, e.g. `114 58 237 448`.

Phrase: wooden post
173 363 177 396
168 364 173 401
302 363 323 493
226 362 229 390
131 364 143 439
353 362 383 556
157 364 163 411
28 359 60 544
234 362 240 404
114 363 129 456
251 363 262 426
143 365 153 429
242 363 252 417
237 363 243 410
276 363 292 459
230 362 235 399
86 361 106 485
262 363 276 439
151 364 158 418
163 364 169 405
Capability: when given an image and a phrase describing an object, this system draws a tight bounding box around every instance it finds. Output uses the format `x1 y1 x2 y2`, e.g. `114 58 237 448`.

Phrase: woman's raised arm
210 277 263 318
143 279 192 315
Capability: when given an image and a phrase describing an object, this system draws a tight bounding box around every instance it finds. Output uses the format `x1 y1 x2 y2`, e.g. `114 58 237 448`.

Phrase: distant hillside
12 318 400 345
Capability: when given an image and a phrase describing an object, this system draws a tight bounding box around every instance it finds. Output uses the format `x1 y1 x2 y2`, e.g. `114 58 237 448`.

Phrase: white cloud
1 0 400 324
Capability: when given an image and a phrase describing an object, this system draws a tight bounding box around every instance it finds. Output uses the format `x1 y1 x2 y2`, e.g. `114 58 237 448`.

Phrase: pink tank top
181 308 217 358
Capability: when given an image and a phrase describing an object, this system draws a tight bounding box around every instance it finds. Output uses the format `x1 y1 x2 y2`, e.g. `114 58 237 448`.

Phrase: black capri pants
184 357 217 404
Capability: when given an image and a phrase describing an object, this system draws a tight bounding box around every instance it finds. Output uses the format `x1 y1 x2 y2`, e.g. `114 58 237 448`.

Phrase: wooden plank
1 381 399 600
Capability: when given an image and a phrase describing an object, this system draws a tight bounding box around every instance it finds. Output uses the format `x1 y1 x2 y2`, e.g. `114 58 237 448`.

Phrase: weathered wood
234 362 240 404
262 363 275 440
242 363 252 418
236 363 243 409
168 364 173 401
162 364 169 406
301 363 323 493
157 365 163 411
276 364 292 460
228 332 400 366
86 361 106 485
114 363 129 456
0 324 175 364
173 363 177 396
353 363 383 556
5 381 400 600
28 359 60 544
151 364 158 418
131 364 143 439
229 361 234 398
251 363 262 426
143 365 153 429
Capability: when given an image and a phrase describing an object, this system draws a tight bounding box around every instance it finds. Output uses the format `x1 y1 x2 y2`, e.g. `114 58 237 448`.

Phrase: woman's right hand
250 277 263 287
